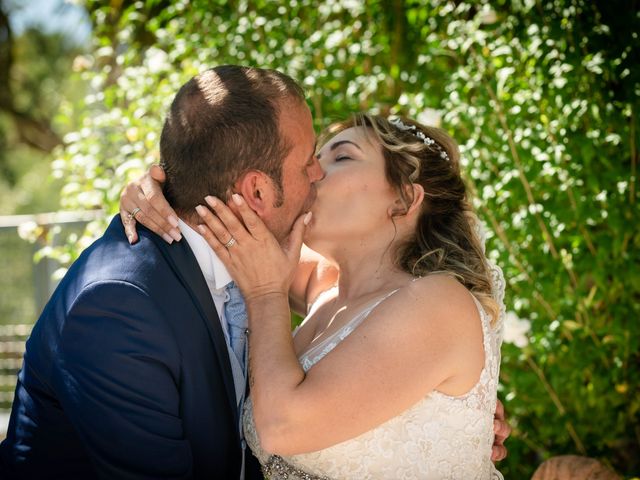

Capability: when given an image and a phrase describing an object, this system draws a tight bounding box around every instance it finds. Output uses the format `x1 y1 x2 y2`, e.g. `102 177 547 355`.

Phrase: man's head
160 65 322 240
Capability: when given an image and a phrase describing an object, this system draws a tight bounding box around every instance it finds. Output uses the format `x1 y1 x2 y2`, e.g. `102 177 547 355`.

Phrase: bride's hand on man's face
119 165 182 244
195 194 311 302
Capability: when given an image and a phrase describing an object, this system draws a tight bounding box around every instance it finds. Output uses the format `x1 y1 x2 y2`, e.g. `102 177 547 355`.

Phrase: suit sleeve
53 280 192 480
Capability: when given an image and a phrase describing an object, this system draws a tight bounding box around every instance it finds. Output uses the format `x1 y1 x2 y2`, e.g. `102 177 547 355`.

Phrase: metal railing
0 324 32 409
0 210 104 412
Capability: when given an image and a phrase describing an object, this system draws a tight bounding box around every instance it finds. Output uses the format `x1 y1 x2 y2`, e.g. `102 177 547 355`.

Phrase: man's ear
234 170 276 217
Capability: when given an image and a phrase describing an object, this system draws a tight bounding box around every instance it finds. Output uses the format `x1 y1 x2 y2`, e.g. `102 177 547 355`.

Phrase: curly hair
325 113 499 324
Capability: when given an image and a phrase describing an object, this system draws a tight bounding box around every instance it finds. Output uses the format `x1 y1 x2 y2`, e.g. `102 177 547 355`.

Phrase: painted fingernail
162 233 174 244
170 229 182 242
197 224 206 234
127 234 133 244
195 205 207 216
205 196 217 208
304 212 313 225
168 215 179 228
232 193 243 206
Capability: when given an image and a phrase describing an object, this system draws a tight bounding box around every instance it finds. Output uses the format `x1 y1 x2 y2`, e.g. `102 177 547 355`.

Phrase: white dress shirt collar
178 219 247 479
178 219 233 291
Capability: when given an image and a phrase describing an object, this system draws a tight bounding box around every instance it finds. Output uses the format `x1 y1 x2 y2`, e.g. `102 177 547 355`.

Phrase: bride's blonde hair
325 113 499 325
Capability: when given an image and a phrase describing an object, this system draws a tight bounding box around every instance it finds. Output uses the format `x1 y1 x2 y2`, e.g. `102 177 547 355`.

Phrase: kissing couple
1 65 509 479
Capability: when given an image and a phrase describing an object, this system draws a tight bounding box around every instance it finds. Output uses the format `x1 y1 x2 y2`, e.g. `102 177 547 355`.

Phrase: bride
126 114 505 479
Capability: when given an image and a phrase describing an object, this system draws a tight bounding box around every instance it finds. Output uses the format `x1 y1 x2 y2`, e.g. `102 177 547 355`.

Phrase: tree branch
0 1 63 153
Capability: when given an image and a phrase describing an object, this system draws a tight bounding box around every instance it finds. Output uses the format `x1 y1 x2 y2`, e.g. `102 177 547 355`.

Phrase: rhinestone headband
389 118 450 162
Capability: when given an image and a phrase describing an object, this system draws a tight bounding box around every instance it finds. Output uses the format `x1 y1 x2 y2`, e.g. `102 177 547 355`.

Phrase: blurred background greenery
0 0 638 477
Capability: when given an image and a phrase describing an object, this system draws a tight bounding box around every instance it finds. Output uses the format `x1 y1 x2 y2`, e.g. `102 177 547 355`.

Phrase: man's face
263 101 324 241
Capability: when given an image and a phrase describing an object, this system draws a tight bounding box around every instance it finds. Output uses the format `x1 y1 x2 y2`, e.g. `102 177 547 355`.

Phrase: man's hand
492 399 511 462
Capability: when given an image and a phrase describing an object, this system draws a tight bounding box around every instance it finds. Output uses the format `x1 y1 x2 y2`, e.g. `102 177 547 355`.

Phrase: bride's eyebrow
317 140 362 159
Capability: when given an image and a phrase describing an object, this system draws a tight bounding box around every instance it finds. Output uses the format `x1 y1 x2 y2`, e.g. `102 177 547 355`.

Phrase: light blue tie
223 281 249 474
224 281 248 373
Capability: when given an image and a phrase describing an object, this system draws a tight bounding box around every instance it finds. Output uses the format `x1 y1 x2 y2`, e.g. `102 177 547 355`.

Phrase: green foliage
0 25 85 214
52 0 639 477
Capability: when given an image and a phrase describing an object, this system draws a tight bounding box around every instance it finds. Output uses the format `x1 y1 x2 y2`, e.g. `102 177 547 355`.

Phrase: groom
0 65 322 479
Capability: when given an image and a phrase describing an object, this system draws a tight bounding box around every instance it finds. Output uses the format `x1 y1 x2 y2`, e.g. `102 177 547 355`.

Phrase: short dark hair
159 65 306 218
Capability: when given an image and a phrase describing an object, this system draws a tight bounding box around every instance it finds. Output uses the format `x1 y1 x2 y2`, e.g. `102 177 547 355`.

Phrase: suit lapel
147 228 239 429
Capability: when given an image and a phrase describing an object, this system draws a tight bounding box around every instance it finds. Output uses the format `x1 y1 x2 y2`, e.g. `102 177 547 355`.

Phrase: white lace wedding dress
243 274 505 480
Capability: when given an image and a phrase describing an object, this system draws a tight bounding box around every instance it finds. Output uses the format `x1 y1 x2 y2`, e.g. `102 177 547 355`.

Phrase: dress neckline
297 286 403 361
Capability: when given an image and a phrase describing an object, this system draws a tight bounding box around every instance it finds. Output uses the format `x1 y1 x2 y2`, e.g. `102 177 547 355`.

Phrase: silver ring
128 207 142 221
224 237 236 248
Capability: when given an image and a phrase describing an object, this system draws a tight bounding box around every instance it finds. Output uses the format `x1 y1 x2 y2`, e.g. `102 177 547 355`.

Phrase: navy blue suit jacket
0 216 263 479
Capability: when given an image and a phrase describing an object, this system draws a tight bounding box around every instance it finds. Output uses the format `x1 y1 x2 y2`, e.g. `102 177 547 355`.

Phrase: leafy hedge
47 1 639 477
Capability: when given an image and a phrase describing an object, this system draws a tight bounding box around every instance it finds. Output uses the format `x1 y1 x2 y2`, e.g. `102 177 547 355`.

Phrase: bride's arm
197 196 485 456
119 167 337 315
248 277 481 456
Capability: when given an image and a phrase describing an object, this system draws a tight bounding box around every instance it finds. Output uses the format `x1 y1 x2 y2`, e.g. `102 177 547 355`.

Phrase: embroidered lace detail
244 279 505 479
471 213 506 343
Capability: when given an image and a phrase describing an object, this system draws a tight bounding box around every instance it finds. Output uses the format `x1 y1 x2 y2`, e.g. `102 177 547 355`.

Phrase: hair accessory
389 118 450 162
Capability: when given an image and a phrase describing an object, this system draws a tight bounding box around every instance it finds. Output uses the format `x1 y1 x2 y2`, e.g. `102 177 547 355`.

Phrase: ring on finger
224 237 236 248
128 207 142 221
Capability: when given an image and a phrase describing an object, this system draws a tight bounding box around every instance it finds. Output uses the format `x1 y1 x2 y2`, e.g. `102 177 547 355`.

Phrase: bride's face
304 127 400 252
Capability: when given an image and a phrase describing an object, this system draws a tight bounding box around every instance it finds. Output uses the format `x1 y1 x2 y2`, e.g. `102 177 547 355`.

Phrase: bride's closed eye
335 155 352 162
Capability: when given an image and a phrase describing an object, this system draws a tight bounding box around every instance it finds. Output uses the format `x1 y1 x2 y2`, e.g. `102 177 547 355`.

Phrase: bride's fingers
139 168 181 240
283 212 311 263
196 222 231 263
120 182 145 244
135 189 181 242
124 196 174 245
195 205 237 247
149 163 167 183
493 416 511 443
203 196 252 242
227 194 267 239
491 445 507 462
495 399 506 422
120 180 177 244
121 203 173 245
120 189 171 244
119 201 139 244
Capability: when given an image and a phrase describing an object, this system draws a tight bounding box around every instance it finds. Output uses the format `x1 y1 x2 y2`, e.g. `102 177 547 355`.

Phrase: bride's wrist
246 291 291 328
244 289 289 307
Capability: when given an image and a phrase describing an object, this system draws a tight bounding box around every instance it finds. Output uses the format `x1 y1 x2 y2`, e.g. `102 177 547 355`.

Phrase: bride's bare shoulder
382 274 481 336
408 273 476 305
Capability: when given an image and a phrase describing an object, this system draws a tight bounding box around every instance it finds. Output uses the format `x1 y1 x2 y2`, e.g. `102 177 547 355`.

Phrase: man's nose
309 156 325 182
